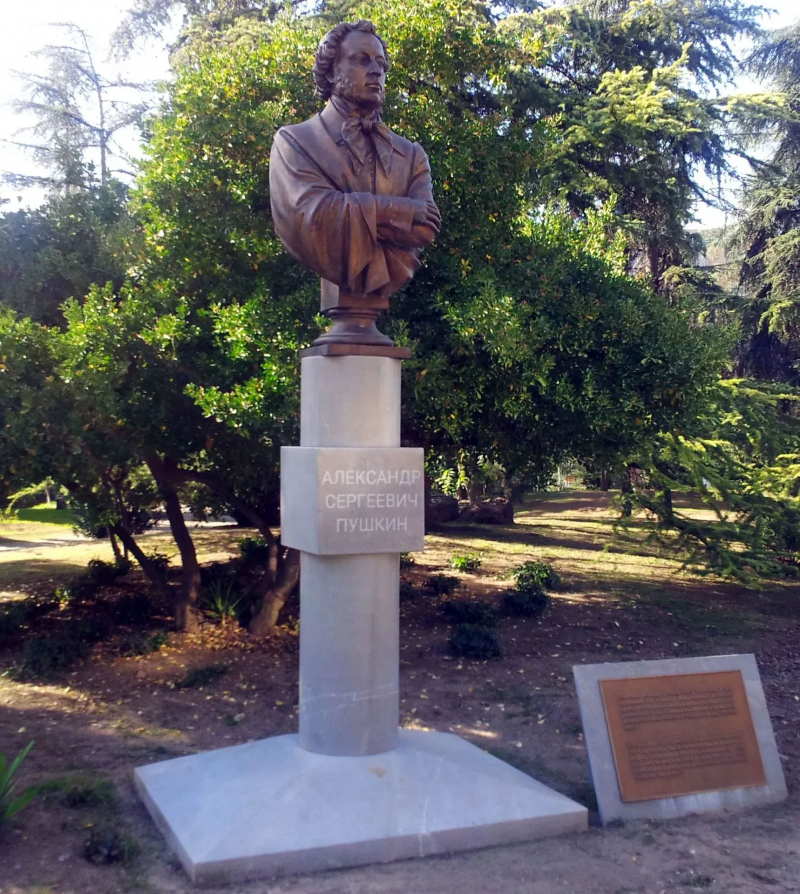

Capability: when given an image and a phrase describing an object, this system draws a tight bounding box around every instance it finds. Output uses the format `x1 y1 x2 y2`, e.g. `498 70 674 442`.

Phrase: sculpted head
313 20 390 111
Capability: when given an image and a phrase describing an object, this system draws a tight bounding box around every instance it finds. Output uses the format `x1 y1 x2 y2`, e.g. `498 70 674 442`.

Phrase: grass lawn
14 503 78 526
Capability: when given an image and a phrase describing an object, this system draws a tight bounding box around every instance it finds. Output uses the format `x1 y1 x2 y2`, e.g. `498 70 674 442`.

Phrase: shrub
108 593 154 625
399 580 419 602
448 624 502 659
503 587 548 618
86 559 125 587
399 552 416 569
144 552 170 575
512 560 561 590
0 741 36 828
201 579 242 625
22 635 90 677
61 575 99 601
426 574 461 596
0 602 37 647
450 553 482 572
441 599 498 626
175 663 228 689
21 617 111 677
40 774 116 809
239 536 272 563
84 826 138 864
116 630 169 657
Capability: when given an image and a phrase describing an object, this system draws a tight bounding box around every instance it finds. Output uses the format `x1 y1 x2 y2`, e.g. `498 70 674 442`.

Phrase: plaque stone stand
134 339 586 886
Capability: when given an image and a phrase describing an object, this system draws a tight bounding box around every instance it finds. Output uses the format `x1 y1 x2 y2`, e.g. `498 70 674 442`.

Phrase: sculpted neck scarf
331 96 394 176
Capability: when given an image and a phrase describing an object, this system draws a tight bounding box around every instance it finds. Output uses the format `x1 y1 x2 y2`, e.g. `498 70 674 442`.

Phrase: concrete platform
135 729 587 885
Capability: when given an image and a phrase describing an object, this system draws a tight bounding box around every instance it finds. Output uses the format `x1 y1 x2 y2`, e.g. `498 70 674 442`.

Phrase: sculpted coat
269 100 437 302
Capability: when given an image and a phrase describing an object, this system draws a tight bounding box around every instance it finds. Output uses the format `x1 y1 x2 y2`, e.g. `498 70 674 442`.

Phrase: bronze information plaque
599 670 766 803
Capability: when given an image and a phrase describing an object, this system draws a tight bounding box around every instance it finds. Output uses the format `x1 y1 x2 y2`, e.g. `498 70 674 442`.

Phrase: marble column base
134 729 587 885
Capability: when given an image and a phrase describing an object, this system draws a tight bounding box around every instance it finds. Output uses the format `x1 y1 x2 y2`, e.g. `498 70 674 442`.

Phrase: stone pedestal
298 355 405 754
135 352 588 883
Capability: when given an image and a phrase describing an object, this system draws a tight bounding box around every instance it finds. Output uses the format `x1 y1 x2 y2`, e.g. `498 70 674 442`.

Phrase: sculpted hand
412 200 441 233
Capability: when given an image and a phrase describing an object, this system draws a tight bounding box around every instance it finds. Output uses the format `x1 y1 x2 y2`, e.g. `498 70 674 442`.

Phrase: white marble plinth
134 729 587 885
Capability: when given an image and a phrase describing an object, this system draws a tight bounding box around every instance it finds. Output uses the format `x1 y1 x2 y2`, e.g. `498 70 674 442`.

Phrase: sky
0 0 798 225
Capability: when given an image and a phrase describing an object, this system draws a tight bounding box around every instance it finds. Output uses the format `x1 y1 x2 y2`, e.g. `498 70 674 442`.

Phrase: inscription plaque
281 446 425 555
600 671 766 803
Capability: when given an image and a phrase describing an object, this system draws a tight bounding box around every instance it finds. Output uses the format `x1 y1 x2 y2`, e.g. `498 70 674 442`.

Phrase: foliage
175 663 228 689
87 558 131 586
441 599 498 626
502 587 549 618
116 629 169 656
399 580 419 602
512 560 561 590
238 537 272 563
108 593 155 625
626 379 800 580
40 774 116 809
0 741 36 828
448 624 502 659
6 23 149 190
0 185 133 327
84 826 139 864
450 553 482 572
0 600 47 647
20 616 111 677
426 573 462 596
399 552 416 569
201 578 243 624
737 22 800 383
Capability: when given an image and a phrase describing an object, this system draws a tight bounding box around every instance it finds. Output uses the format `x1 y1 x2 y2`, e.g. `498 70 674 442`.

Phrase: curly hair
313 20 390 102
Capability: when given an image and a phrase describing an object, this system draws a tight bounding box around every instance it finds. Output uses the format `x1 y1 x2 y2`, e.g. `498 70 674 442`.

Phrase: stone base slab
135 729 587 885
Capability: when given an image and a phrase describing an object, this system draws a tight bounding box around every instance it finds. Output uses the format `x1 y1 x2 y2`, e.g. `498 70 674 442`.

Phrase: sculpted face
330 31 387 110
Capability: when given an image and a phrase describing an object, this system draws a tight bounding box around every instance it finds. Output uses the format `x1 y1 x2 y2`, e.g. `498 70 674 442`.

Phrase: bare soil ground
1 491 799 894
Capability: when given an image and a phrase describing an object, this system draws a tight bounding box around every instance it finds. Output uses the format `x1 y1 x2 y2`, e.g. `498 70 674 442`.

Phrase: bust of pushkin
269 20 440 346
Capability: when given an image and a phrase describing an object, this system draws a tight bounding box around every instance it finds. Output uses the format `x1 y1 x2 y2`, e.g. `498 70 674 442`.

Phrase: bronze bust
269 20 440 346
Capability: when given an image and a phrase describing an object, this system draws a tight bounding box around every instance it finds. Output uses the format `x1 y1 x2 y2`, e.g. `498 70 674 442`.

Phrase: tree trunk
620 467 633 518
249 547 300 636
599 469 610 491
161 486 201 633
146 454 202 632
108 528 122 562
112 523 170 597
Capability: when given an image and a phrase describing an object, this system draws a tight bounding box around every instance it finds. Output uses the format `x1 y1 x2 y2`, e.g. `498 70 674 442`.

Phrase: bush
0 602 39 647
512 560 561 590
448 624 502 659
116 630 169 657
450 553 482 572
84 826 138 864
239 536 272 563
40 774 116 809
144 552 170 575
426 574 462 596
86 559 127 587
22 635 89 677
20 617 111 677
1 741 36 828
399 580 419 602
175 663 228 689
441 599 498 626
201 579 242 625
108 594 153 625
503 587 548 617
399 552 416 569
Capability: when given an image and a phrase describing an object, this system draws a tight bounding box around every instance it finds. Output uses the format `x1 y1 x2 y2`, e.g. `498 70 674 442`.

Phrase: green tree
6 23 149 190
0 183 132 326
738 20 800 384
